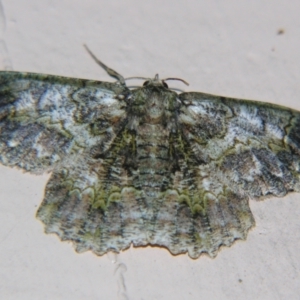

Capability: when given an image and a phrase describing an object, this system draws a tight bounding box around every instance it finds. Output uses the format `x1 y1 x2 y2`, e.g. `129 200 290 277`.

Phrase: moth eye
162 81 168 88
143 80 150 86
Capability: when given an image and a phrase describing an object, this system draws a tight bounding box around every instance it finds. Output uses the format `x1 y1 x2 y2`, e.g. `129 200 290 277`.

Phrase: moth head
126 74 189 89
143 74 168 88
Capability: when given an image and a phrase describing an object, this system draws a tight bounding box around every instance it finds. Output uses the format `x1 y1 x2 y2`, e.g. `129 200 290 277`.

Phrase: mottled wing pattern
0 72 129 173
2 70 299 259
172 91 300 257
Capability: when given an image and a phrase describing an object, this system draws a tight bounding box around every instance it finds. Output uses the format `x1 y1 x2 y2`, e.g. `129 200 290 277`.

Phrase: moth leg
83 44 125 85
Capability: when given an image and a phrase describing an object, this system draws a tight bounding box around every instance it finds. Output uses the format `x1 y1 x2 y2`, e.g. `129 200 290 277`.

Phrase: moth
1 46 299 259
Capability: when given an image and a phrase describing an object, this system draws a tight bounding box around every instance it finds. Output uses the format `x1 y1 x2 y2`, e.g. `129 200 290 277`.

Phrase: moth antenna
83 44 125 84
125 76 149 81
163 77 189 86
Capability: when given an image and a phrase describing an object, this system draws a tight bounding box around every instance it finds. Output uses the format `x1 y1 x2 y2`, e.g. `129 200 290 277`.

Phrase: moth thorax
145 93 168 124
